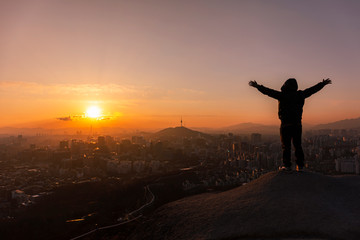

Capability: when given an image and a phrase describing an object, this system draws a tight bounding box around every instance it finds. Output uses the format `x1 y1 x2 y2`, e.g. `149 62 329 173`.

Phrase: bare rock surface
130 171 360 240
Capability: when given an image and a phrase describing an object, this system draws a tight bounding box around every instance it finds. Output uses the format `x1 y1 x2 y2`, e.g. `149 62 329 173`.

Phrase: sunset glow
1 1 360 130
2 2 360 239
86 106 102 119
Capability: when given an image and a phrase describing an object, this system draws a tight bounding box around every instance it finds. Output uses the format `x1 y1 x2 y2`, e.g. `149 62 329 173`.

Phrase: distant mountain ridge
1 117 360 136
313 117 360 130
215 117 360 134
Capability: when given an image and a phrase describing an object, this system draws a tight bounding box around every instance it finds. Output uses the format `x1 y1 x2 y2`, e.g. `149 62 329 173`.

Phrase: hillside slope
130 171 360 240
313 117 360 130
151 126 209 140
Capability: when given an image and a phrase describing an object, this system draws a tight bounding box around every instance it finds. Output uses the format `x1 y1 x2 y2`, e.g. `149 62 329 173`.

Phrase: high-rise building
98 136 106 147
59 140 69 150
251 133 262 144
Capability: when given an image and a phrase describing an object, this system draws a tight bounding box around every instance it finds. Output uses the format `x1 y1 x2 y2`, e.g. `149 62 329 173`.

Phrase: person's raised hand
249 80 259 88
322 78 332 85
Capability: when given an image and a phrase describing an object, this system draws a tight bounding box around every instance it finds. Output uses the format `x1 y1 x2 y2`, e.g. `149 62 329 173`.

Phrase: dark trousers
280 124 304 168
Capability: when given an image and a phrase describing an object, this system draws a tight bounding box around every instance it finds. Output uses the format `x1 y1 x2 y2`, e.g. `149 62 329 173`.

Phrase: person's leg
280 126 292 168
293 125 304 168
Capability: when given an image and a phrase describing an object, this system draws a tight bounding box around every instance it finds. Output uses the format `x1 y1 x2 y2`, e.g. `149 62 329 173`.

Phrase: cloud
56 114 114 121
56 115 85 121
0 81 208 102
56 116 72 121
0 81 213 121
180 88 205 95
0 81 138 100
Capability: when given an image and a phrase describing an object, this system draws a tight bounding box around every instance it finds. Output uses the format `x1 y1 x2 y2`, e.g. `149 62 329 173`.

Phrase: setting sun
86 106 102 119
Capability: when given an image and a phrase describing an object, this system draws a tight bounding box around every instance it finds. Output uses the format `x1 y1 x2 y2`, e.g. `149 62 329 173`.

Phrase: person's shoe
279 166 292 172
296 165 304 172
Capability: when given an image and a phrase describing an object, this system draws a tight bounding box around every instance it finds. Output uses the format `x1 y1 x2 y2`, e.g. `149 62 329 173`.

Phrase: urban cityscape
1 123 359 239
2 1 360 239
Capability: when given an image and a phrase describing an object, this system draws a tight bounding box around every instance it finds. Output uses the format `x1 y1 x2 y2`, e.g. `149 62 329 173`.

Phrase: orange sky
1 1 360 129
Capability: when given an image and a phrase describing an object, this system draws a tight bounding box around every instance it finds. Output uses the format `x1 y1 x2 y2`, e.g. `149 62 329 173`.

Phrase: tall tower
181 116 183 127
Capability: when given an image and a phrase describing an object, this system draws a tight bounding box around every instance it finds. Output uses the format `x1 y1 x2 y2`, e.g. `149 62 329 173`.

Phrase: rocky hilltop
131 171 360 240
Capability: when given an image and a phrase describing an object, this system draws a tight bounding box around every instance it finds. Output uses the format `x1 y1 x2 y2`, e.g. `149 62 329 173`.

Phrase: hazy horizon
2 1 360 128
1 115 359 136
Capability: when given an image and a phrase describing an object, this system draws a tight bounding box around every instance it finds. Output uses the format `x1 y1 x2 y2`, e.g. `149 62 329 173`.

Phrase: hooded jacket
256 78 326 125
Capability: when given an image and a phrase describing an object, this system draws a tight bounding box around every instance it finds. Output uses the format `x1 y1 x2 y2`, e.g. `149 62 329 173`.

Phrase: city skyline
2 0 360 128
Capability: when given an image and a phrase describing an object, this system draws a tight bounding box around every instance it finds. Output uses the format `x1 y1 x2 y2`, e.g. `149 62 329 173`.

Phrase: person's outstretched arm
303 78 332 98
249 80 281 100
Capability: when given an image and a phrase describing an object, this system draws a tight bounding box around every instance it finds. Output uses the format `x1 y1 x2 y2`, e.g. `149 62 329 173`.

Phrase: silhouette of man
249 78 332 171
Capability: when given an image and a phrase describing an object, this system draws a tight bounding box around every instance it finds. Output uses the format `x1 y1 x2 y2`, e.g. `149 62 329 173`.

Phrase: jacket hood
281 78 298 92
